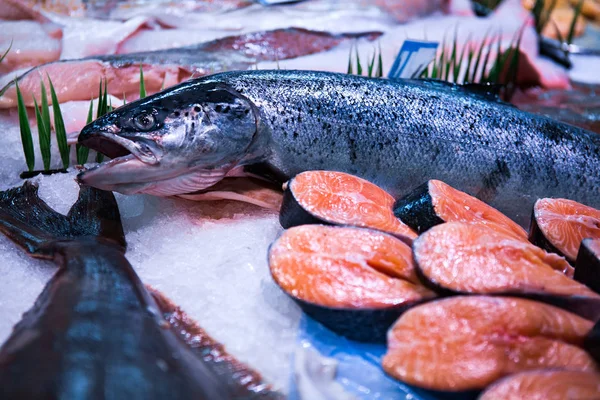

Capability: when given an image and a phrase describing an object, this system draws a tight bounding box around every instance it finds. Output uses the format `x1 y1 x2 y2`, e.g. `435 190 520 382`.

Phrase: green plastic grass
552 0 585 45
16 66 150 173
15 81 34 172
0 40 12 64
347 42 383 78
32 96 51 170
567 0 585 44
48 75 70 169
533 0 558 35
421 26 524 90
139 65 146 99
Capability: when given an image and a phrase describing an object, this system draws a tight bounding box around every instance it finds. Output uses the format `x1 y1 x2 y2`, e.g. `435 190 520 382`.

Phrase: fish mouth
76 127 167 192
78 129 160 166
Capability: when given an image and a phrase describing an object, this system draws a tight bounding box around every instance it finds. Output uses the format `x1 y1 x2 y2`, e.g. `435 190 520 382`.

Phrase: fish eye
133 113 156 131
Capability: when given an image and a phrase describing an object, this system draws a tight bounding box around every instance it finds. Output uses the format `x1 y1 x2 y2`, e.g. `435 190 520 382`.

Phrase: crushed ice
0 111 301 392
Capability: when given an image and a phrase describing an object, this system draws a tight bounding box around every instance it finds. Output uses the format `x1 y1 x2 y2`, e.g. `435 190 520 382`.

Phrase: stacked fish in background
0 0 600 399
0 0 572 120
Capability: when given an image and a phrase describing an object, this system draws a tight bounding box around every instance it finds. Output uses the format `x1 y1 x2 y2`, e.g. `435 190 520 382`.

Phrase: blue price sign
388 40 439 79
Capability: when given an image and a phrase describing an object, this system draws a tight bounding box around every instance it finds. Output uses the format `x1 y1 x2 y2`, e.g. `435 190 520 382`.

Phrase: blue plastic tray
289 316 454 400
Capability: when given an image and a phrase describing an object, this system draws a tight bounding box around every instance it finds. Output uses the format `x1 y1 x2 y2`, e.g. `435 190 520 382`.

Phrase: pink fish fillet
1 0 253 21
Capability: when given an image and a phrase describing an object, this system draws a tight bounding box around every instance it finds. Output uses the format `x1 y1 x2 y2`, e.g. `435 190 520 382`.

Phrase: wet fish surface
0 182 281 400
77 70 600 227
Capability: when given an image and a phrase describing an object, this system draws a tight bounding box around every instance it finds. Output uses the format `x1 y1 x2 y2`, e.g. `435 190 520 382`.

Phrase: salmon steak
478 370 600 400
382 296 598 392
413 222 600 320
530 198 600 262
268 224 434 342
280 170 416 238
393 179 527 240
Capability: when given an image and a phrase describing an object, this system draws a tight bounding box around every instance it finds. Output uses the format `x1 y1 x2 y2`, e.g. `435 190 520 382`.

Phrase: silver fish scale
226 70 600 226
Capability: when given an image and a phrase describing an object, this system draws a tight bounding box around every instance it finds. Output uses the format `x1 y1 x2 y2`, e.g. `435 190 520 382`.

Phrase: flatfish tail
0 181 125 259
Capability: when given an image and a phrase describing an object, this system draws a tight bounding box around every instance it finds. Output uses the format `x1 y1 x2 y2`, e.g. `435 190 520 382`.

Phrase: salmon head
77 79 261 196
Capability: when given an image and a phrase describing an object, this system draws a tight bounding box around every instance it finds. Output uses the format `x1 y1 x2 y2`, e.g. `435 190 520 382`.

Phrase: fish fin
178 177 283 210
139 170 227 197
66 185 126 249
472 2 493 16
538 36 572 69
147 286 283 399
243 163 287 185
0 182 125 259
179 190 282 210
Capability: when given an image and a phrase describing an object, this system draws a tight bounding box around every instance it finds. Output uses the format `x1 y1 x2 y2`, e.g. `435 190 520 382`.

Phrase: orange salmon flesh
288 171 417 238
533 198 600 261
413 222 595 297
268 225 434 309
382 296 597 391
428 179 528 240
479 370 600 400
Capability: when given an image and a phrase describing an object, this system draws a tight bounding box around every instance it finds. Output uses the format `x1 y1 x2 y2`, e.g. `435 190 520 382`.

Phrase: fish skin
0 242 228 400
78 70 600 227
0 183 281 400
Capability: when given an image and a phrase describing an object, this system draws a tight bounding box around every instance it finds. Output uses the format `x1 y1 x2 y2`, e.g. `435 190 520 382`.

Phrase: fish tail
0 181 126 259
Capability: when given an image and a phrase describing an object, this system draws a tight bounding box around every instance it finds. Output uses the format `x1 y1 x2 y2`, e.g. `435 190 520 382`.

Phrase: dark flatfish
0 182 281 400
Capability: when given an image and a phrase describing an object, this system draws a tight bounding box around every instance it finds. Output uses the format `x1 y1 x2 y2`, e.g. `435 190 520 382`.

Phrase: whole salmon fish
77 70 600 227
0 182 281 400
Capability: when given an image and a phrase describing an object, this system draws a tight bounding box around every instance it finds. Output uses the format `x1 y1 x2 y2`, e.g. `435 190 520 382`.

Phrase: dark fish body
77 70 600 228
0 183 280 400
0 243 226 399
218 71 600 227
